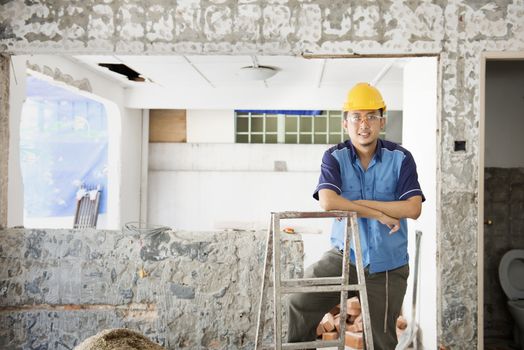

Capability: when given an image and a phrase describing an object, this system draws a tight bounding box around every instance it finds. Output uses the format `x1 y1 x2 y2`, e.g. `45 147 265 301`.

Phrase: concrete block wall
484 168 524 340
0 228 304 349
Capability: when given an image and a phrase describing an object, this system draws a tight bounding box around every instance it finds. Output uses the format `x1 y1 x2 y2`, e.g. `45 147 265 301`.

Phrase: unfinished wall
0 55 8 230
0 228 303 349
2 1 524 348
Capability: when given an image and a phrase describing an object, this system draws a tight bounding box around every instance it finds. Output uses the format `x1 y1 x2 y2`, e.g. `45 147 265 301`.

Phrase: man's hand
378 212 400 234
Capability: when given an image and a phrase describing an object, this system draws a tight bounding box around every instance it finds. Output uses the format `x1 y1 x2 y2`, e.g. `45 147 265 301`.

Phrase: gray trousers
287 248 409 350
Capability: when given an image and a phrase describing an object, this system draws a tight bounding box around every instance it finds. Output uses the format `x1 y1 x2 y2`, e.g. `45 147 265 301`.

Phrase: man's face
343 109 386 148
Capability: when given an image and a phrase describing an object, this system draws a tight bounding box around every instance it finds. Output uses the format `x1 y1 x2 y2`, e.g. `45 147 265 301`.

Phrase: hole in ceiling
98 63 145 82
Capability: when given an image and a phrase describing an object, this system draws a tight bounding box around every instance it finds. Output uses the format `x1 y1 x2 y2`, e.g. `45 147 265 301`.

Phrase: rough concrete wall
483 168 524 341
1 1 524 348
0 55 8 230
0 228 304 349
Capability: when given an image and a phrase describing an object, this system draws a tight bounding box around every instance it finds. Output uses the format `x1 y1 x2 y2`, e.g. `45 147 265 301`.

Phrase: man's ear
380 117 386 130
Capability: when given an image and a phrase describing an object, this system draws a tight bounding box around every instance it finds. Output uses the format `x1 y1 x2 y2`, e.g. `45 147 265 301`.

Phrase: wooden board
149 109 186 142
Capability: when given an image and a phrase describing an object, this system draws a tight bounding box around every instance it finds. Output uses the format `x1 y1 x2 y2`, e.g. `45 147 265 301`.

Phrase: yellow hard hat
342 82 386 112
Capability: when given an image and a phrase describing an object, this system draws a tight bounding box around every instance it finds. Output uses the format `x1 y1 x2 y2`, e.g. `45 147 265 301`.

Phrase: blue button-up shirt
313 139 425 273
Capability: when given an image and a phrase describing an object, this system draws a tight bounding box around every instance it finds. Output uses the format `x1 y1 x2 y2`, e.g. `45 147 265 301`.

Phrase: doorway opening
480 53 524 350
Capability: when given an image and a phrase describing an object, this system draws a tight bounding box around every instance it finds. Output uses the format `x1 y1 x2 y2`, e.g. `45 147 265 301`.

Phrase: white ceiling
68 55 407 110
72 55 404 89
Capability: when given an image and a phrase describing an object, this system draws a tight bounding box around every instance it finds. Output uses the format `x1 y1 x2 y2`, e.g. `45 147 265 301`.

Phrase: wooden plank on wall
149 109 186 142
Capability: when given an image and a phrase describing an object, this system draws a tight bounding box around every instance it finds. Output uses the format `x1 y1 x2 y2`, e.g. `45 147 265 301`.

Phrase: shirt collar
346 138 383 163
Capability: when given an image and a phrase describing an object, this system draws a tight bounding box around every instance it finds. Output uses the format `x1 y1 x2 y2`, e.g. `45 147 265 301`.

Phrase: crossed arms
318 189 422 233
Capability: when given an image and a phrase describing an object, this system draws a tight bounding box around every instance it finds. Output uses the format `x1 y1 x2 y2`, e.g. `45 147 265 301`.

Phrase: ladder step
281 284 364 294
282 339 343 349
281 277 344 287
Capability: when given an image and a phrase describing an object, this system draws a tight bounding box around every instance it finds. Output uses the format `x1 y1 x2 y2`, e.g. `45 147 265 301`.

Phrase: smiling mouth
358 130 371 137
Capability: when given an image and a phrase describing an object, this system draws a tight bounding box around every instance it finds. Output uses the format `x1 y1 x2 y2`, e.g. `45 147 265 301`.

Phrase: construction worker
287 82 424 349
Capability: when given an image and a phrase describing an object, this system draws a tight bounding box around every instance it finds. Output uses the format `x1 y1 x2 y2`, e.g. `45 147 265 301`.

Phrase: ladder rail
336 213 352 349
351 211 374 350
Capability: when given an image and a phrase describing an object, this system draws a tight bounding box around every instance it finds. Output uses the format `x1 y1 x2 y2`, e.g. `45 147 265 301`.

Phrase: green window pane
300 117 312 132
285 134 297 144
329 134 343 144
266 117 278 132
236 134 249 143
236 117 249 132
251 134 263 143
329 117 342 132
251 117 264 132
285 116 298 131
300 134 312 144
266 134 278 143
314 134 327 144
314 117 326 132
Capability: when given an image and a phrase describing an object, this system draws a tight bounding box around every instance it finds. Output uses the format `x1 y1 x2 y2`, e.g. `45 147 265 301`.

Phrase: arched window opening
21 75 109 229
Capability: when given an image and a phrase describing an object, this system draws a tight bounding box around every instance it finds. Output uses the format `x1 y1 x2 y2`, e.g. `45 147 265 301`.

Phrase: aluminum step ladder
255 211 374 350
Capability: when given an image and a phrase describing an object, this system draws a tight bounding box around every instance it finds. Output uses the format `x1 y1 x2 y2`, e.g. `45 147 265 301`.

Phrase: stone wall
1 1 524 348
484 168 524 341
0 228 304 349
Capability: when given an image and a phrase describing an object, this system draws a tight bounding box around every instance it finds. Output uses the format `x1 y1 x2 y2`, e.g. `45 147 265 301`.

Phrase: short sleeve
396 151 425 202
313 150 342 200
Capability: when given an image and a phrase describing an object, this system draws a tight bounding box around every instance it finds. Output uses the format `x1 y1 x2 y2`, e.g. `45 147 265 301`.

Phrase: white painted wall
186 109 235 143
402 57 438 349
485 60 524 168
148 143 333 266
8 55 143 229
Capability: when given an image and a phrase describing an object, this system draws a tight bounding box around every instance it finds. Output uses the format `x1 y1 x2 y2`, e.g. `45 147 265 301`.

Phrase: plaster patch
117 5 145 41
203 41 233 53
173 41 204 53
263 5 292 40
464 3 508 38
294 4 322 43
115 40 145 53
204 5 233 41
353 5 380 38
236 4 262 41
322 6 351 38
88 5 115 41
174 0 202 41
145 4 175 42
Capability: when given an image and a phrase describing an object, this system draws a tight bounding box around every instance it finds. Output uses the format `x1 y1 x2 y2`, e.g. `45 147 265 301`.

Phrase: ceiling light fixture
238 56 279 81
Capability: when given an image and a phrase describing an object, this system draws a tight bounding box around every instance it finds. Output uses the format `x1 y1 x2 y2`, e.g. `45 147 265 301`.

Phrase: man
287 82 424 349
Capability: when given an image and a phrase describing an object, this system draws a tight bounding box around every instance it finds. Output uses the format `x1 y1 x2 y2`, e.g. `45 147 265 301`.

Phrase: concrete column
0 55 9 229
